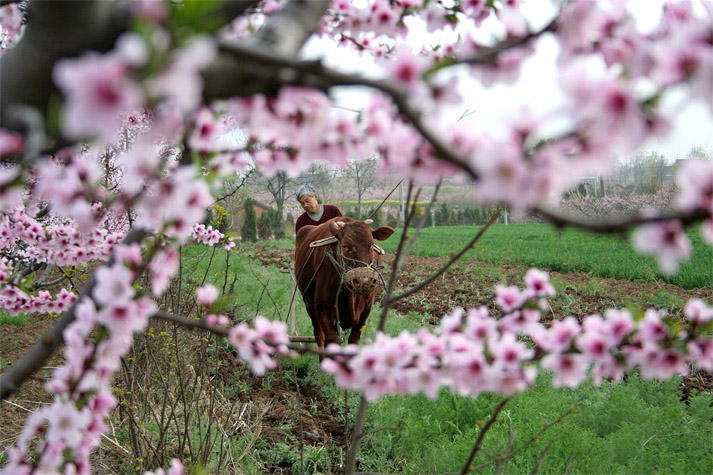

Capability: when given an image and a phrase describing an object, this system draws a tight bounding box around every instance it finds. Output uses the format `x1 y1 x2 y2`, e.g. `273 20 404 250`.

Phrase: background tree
241 198 257 243
347 157 378 218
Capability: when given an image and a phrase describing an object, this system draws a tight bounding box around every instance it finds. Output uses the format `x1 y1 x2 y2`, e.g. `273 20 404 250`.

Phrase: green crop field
173 240 713 474
380 223 713 289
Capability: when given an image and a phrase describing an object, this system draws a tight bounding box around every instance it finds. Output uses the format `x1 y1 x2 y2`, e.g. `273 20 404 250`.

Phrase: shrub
241 198 257 243
257 213 271 240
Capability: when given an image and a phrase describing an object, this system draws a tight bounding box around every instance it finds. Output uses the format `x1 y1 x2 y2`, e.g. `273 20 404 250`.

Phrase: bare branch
530 441 553 475
387 210 500 305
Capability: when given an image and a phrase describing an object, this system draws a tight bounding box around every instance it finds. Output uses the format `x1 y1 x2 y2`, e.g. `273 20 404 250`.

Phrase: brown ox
295 216 394 349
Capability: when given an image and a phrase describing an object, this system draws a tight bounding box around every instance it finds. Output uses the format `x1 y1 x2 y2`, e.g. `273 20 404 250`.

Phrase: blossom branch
438 16 559 70
214 41 476 177
0 228 147 399
534 206 711 234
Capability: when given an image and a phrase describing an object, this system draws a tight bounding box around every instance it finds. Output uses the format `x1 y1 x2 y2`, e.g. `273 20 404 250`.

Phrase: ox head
329 219 394 294
329 219 394 266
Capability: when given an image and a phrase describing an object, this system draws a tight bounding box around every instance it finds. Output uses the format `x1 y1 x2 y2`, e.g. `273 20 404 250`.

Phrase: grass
0 311 28 326
179 240 713 475
355 374 712 474
380 223 713 289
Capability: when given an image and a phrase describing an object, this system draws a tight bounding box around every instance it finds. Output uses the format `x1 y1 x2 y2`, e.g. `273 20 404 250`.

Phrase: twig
461 397 511 474
401 180 442 259
498 429 517 475
641 430 711 448
346 394 369 474
387 210 500 305
366 178 404 221
530 441 553 475
469 405 578 472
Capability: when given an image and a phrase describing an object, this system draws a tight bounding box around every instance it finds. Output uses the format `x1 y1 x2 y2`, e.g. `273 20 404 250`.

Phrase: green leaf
424 56 457 79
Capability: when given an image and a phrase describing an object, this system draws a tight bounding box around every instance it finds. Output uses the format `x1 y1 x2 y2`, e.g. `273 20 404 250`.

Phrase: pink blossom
97 298 154 337
683 299 713 324
495 285 527 313
115 243 142 266
196 284 219 307
628 345 688 380
702 219 713 245
524 268 556 297
205 314 231 327
687 339 713 371
599 309 631 345
189 107 227 152
143 458 185 475
534 316 581 353
54 53 144 142
93 263 135 305
386 45 428 91
45 401 92 447
115 32 149 68
150 245 179 296
541 353 589 388
132 0 168 23
675 159 713 212
632 220 692 275
438 307 464 334
146 37 217 112
636 309 668 343
0 128 24 157
490 333 534 369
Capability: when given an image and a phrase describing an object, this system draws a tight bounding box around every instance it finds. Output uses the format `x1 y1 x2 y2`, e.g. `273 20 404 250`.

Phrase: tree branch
534 206 711 234
212 41 476 178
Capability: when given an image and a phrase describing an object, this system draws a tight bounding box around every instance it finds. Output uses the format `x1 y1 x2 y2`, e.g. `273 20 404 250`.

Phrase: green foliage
380 223 713 289
256 213 271 240
355 374 712 474
207 204 229 234
265 208 285 239
241 198 257 243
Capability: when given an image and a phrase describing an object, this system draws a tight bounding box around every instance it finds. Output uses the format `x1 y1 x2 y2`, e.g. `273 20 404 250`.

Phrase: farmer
295 184 342 235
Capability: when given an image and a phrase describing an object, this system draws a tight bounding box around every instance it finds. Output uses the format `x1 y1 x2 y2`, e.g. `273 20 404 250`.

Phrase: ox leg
317 308 341 348
347 302 373 346
306 307 326 349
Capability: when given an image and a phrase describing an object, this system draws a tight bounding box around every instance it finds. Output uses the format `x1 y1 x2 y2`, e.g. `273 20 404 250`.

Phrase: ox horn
337 221 345 228
364 219 374 225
